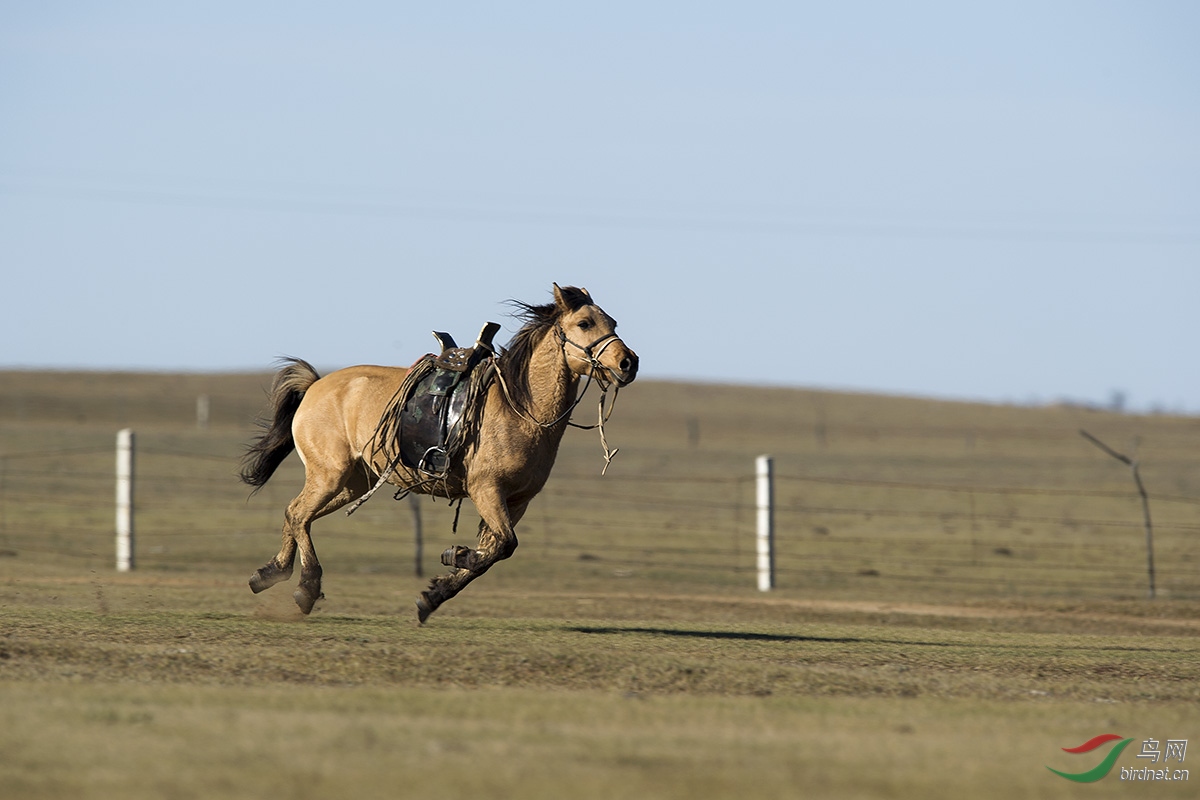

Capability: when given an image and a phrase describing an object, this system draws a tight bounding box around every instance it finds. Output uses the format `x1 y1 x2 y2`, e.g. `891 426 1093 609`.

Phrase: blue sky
2 2 1197 410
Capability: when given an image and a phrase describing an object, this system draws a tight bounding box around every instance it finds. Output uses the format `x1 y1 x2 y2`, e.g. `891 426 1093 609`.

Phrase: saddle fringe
346 354 496 515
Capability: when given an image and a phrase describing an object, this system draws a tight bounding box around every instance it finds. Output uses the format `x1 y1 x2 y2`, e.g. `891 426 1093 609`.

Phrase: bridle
554 323 625 390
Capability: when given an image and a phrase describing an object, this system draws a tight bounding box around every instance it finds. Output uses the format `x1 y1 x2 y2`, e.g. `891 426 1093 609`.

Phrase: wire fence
535 466 1200 599
1 435 1197 601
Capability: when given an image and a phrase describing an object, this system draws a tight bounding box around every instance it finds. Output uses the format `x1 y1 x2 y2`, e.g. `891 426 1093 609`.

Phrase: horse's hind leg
249 507 300 594
249 499 318 598
249 540 295 594
250 466 369 614
292 468 374 613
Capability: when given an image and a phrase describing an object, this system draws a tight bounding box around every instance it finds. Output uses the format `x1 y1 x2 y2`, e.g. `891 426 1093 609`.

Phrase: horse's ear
580 287 591 299
553 283 570 312
553 283 590 312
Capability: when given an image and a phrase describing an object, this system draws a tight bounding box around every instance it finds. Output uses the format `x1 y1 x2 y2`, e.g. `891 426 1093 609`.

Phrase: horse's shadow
569 625 1187 653
568 625 950 647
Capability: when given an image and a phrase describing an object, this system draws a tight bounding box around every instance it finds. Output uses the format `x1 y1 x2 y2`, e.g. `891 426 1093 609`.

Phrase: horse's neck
523 334 579 430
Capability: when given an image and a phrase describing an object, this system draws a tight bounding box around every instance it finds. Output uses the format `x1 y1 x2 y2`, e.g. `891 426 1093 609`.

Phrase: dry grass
13 677 1194 800
2 569 1198 800
1 370 1199 798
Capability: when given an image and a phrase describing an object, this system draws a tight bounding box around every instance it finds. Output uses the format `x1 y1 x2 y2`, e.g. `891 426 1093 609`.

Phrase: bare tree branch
1079 429 1156 599
1079 428 1132 466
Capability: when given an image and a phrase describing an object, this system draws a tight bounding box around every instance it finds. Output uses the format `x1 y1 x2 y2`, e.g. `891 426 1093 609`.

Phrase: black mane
498 286 592 412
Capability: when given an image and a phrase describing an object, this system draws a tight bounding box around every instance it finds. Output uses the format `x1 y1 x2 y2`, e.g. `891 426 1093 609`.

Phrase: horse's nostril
620 357 632 373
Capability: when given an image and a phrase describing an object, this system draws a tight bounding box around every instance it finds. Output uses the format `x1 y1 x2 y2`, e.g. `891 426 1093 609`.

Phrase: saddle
397 322 500 476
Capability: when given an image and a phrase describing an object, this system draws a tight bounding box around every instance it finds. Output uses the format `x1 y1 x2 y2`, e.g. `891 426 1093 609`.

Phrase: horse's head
552 284 639 388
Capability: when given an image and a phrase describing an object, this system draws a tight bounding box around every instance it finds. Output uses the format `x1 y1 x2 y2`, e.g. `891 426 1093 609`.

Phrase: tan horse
240 284 638 622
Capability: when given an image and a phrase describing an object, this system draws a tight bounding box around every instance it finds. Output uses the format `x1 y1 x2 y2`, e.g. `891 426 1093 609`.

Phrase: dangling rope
594 387 620 475
346 354 493 516
492 358 622 475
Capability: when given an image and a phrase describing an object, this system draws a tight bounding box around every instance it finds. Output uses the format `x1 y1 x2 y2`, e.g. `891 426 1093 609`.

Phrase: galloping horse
239 284 638 622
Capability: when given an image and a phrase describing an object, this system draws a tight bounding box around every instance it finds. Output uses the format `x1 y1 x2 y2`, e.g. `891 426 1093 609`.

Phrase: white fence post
756 454 774 591
116 429 135 572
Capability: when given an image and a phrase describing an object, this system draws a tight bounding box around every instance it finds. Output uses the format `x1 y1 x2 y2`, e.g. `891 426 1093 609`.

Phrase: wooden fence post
196 394 210 429
116 429 135 572
409 493 424 577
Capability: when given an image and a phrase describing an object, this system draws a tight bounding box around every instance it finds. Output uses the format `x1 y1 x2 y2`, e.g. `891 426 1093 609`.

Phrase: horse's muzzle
612 348 639 386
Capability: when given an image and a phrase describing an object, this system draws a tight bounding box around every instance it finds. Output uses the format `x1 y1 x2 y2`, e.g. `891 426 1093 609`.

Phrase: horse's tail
240 358 321 491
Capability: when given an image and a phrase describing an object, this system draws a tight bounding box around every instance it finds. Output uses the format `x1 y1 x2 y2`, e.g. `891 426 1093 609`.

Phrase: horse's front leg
416 492 527 623
415 523 516 623
440 522 519 570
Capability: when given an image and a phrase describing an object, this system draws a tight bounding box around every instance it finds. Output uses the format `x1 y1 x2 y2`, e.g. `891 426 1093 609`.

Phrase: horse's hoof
416 594 434 625
293 587 324 615
249 562 292 594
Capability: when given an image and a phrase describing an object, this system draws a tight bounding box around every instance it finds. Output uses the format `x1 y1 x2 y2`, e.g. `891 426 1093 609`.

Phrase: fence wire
0 441 1196 600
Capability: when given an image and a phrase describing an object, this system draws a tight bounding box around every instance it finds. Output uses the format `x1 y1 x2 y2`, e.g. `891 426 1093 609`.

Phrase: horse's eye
578 320 592 331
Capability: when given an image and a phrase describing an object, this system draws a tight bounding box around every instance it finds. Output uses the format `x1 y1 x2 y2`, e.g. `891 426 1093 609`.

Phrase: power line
2 178 1196 245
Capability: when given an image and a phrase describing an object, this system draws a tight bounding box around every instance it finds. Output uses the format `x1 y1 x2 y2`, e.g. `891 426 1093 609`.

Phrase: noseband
554 324 624 388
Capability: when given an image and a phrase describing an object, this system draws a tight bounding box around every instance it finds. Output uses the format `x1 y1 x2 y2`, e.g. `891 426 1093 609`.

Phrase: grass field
1 370 1198 798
